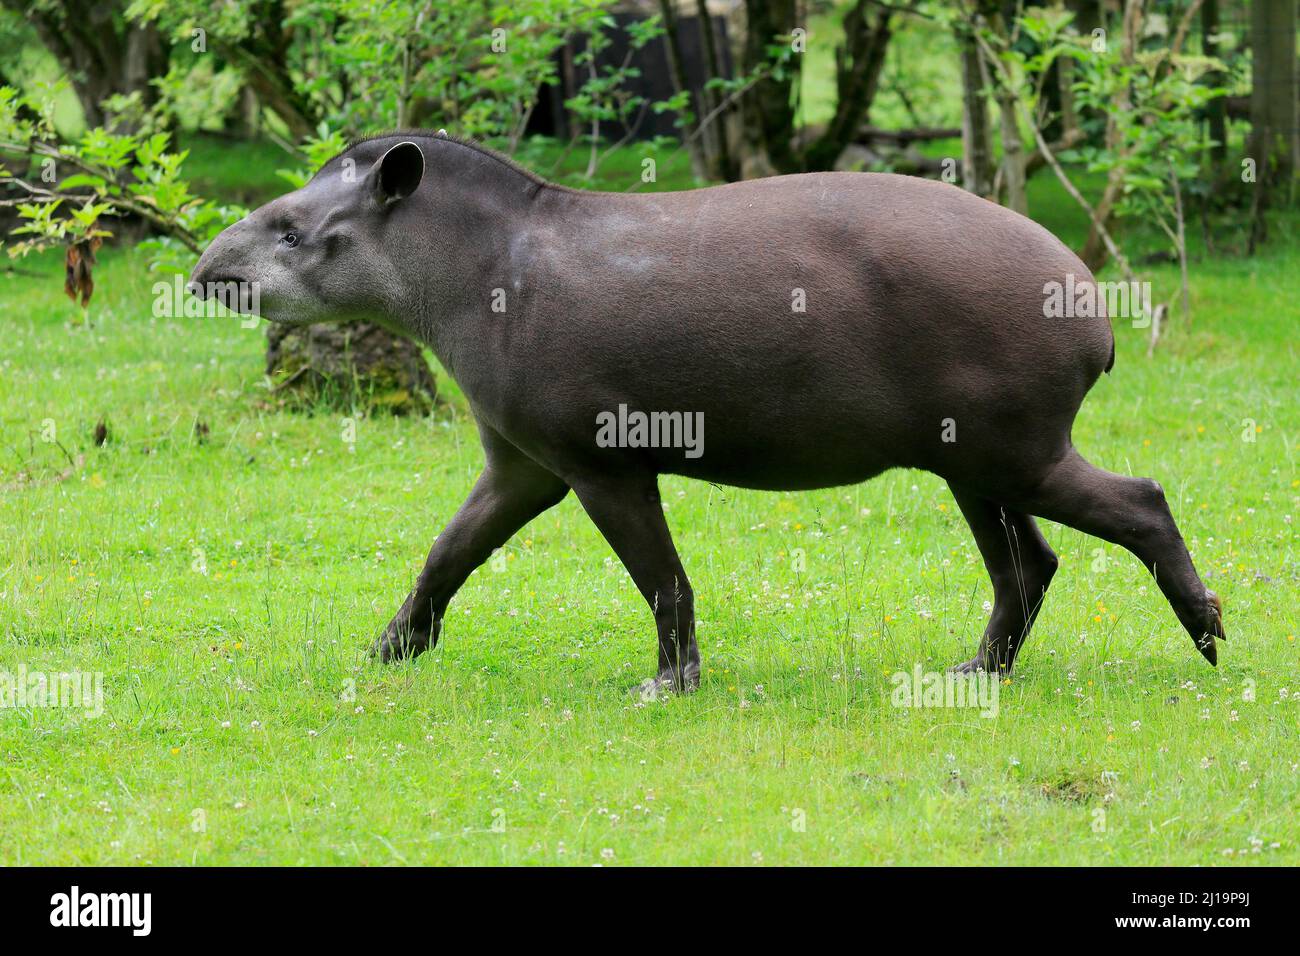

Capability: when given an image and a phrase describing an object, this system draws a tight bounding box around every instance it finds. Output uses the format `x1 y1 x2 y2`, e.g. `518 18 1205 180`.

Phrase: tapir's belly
517 301 1087 493
659 429 896 491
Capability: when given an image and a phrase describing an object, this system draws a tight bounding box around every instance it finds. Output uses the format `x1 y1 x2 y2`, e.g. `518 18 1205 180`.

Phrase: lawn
0 140 1297 865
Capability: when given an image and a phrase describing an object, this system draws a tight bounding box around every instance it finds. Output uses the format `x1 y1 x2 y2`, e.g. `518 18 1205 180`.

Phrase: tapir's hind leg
1009 448 1224 664
948 484 1058 674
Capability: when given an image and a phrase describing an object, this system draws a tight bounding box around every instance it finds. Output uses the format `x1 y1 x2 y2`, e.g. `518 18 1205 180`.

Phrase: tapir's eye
281 231 300 248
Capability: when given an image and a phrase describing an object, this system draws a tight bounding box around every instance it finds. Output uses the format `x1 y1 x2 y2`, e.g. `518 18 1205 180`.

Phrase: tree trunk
1057 52 1078 141
694 0 737 181
215 0 318 142
233 60 314 142
265 321 437 415
992 88 1027 213
740 0 800 177
958 22 994 197
1247 0 1298 250
1063 0 1104 137
1064 0 1102 41
5 0 167 131
975 2 1028 213
222 85 262 139
1082 0 1142 271
803 1 893 171
657 0 709 181
1201 0 1227 168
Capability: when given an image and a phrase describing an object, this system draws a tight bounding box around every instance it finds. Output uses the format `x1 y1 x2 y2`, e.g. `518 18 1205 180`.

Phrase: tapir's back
539 171 1110 376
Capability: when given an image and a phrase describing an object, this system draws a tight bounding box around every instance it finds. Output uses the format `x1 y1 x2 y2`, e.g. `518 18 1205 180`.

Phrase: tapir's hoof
632 666 700 701
370 618 439 663
948 655 1012 676
1193 591 1224 666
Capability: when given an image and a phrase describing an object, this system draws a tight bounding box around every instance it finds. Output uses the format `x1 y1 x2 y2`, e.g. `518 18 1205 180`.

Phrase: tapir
190 131 1225 693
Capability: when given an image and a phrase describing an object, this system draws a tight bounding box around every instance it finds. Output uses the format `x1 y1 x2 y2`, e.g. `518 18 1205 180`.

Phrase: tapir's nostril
186 280 205 300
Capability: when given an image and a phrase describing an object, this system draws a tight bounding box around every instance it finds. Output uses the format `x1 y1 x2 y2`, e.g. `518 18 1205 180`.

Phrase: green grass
1 144 1298 865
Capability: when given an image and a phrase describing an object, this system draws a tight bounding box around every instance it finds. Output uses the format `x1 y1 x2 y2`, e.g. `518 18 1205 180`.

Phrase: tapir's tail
1093 271 1116 375
1074 267 1115 380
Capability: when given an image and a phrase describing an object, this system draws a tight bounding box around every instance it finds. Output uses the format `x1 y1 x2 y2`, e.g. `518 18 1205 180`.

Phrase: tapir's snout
1195 591 1226 666
188 219 258 313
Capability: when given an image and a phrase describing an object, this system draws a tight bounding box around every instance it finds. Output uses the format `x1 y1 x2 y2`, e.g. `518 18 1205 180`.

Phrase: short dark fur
191 132 1225 691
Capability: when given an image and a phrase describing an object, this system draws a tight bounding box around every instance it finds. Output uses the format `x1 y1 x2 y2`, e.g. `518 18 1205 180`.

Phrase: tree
975 0 1027 214
657 0 709 180
1201 0 1227 168
1080 0 1141 271
0 88 240 298
957 17 994 197
128 0 320 140
738 0 899 176
802 0 894 170
1246 0 1298 251
738 0 799 177
4 0 167 131
692 0 735 180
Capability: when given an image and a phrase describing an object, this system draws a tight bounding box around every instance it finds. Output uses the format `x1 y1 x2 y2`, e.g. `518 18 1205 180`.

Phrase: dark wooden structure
526 5 733 143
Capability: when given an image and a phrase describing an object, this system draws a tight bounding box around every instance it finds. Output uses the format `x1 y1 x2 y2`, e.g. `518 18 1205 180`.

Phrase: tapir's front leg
570 473 699 696
373 448 568 662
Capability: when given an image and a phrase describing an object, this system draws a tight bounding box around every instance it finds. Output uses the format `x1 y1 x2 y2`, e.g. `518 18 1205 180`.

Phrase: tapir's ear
368 141 424 206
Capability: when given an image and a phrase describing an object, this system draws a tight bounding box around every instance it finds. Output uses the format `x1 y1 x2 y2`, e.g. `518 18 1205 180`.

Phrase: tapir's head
188 140 426 326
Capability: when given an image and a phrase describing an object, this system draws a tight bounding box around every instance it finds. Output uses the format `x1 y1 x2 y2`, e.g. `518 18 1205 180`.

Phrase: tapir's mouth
187 276 240 296
187 276 259 314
